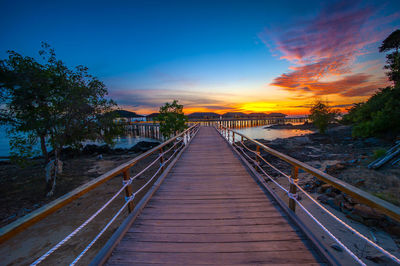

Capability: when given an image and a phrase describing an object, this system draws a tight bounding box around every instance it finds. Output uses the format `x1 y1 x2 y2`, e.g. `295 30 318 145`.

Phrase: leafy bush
157 100 188 138
309 101 338 133
344 87 400 138
373 148 386 160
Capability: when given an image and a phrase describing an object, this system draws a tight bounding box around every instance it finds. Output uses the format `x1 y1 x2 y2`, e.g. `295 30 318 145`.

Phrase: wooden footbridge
1 125 400 265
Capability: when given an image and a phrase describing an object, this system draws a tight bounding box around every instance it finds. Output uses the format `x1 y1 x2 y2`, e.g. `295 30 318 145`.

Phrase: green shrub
373 148 386 160
309 101 338 134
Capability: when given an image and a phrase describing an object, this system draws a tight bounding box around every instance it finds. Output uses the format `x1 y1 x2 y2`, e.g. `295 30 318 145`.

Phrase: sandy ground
0 152 162 265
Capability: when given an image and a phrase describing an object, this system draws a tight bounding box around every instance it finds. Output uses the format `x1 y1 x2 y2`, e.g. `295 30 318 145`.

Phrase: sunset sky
1 0 399 115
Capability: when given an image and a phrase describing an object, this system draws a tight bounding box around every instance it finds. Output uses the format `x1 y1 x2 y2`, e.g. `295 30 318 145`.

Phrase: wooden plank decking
105 126 325 265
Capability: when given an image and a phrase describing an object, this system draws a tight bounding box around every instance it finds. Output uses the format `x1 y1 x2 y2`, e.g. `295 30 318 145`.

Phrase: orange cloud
261 1 397 98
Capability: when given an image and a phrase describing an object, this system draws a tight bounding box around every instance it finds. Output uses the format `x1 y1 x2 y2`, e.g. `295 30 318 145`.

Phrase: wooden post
232 132 235 143
288 166 299 212
123 169 134 212
159 147 165 171
256 146 260 165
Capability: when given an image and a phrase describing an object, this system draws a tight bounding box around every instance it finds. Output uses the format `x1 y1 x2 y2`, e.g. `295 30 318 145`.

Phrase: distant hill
112 110 143 118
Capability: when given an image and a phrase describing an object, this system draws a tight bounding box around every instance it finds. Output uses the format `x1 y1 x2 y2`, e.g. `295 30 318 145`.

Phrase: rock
342 202 353 211
386 225 400 236
129 141 160 153
317 194 329 204
317 184 332 193
327 197 340 211
291 136 312 145
352 204 385 220
82 144 99 154
82 144 112 155
98 145 112 154
346 212 364 223
343 194 359 205
353 179 365 187
366 254 391 263
326 163 346 175
330 243 343 252
364 137 382 146
334 194 345 208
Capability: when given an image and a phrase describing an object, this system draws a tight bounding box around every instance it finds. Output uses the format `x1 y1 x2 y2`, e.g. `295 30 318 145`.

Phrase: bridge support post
123 169 135 213
255 146 260 166
288 166 299 212
160 147 165 172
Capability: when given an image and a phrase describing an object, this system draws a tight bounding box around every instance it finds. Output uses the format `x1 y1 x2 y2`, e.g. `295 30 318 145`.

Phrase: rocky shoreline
244 124 400 239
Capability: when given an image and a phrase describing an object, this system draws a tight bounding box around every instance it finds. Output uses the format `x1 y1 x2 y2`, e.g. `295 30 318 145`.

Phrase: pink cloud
261 1 397 97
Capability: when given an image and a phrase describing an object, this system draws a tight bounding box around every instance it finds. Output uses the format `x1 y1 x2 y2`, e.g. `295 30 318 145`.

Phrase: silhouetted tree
309 101 338 134
0 43 122 195
379 29 400 87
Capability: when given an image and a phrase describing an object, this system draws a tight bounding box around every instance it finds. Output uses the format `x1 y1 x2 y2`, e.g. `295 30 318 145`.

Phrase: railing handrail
0 124 199 244
218 124 400 222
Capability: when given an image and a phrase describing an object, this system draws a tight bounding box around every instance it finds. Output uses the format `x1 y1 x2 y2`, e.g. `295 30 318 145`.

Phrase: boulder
129 141 161 153
82 144 100 154
317 194 329 204
351 204 385 220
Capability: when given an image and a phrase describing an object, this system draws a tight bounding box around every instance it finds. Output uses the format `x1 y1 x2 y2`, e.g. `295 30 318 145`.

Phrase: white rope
70 141 185 264
128 139 183 182
30 182 130 265
232 140 367 265
31 129 194 265
232 135 400 264
69 196 134 266
239 141 291 180
295 183 400 264
292 196 366 265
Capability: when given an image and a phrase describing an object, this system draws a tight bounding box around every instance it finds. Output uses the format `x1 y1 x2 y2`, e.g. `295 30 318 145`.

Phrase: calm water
0 125 313 157
0 126 158 158
234 125 313 141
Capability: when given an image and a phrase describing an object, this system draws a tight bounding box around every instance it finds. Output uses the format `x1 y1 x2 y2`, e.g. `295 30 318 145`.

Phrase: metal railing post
289 166 299 212
122 169 134 212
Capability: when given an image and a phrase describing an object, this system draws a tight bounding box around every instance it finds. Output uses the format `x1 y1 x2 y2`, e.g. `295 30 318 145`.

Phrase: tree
0 43 122 195
343 87 400 138
379 29 400 87
309 101 338 134
157 100 187 138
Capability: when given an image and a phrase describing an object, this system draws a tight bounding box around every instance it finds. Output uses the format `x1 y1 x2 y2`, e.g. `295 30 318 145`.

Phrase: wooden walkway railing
93 126 327 265
2 125 400 265
0 124 199 244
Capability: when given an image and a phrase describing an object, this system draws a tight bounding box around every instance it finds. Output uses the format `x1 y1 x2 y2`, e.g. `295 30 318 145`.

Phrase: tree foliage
0 43 122 165
379 29 400 87
343 87 400 138
342 30 400 139
157 100 187 138
309 101 338 134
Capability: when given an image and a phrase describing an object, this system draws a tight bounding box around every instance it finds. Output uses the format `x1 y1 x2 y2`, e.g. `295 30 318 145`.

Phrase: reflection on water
234 125 313 141
0 127 159 157
83 134 159 150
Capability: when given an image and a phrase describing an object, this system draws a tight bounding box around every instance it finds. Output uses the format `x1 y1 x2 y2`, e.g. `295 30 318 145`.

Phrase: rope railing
218 124 400 265
0 124 200 265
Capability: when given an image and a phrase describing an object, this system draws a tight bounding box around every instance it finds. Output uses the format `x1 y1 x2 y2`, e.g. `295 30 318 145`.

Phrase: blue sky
1 0 399 114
